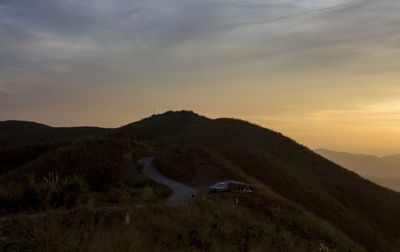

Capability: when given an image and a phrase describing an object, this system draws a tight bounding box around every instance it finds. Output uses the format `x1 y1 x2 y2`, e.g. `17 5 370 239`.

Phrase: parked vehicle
209 182 229 193
209 180 253 193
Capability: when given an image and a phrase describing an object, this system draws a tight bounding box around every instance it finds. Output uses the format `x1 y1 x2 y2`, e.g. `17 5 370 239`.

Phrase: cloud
0 0 360 69
1 0 400 128
1 1 399 81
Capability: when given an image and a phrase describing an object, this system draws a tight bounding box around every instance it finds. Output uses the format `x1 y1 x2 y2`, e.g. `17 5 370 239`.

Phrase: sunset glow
1 0 400 155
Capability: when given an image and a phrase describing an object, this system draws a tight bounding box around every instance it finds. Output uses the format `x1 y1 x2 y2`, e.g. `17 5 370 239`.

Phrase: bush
0 175 93 213
0 135 160 214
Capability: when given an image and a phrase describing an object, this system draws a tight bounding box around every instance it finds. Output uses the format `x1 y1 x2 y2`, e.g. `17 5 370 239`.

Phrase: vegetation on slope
1 111 399 251
0 135 169 215
120 111 400 252
0 142 65 175
0 120 108 147
155 144 367 251
0 194 365 252
0 135 365 251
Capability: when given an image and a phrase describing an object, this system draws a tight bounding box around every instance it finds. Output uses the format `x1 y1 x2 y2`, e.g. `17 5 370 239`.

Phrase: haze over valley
316 148 400 192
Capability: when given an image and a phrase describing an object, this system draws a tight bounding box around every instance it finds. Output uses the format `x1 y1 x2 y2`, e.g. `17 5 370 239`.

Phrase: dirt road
139 157 196 205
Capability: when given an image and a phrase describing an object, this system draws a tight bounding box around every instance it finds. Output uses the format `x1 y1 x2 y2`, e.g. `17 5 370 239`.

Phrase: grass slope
120 111 400 252
1 111 399 251
1 195 364 252
0 117 365 251
0 135 169 215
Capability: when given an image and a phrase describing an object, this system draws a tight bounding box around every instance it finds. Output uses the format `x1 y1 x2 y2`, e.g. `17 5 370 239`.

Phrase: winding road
139 157 196 205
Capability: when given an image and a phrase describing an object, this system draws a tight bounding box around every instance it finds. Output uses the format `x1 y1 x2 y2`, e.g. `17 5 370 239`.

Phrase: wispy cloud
1 0 400 154
1 0 399 76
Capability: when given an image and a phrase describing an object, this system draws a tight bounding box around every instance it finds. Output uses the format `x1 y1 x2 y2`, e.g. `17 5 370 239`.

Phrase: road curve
139 157 196 205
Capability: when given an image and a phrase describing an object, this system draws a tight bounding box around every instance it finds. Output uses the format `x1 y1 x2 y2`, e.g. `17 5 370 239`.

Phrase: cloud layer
1 0 399 83
1 0 400 154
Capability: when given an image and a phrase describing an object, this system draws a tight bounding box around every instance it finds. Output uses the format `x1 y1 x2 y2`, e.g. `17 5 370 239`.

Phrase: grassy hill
0 120 108 147
119 111 400 251
0 134 169 215
0 120 51 138
1 111 400 251
0 140 365 252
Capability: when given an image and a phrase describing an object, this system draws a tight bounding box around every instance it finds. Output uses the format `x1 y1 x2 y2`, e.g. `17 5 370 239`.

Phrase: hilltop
1 111 400 251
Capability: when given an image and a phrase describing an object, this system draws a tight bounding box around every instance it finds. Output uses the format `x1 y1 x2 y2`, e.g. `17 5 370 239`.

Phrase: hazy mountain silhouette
315 149 400 178
364 175 400 192
315 148 400 192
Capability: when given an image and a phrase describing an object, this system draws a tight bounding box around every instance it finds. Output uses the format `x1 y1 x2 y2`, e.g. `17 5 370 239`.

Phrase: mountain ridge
315 148 400 160
1 110 400 251
118 111 400 251
315 148 400 193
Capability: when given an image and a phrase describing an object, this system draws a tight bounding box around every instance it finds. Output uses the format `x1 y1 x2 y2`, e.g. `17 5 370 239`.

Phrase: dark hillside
0 142 65 175
0 116 366 251
2 112 399 251
0 120 51 139
0 121 111 175
0 120 109 146
0 135 168 215
121 111 400 252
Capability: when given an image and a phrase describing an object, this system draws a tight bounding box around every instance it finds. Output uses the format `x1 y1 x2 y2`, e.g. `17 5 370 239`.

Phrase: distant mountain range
315 148 400 192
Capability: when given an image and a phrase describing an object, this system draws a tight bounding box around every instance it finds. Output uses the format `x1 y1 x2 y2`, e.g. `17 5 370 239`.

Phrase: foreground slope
121 111 400 252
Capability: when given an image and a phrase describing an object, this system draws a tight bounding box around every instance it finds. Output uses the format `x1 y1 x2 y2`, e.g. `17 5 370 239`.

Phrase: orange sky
1 0 400 155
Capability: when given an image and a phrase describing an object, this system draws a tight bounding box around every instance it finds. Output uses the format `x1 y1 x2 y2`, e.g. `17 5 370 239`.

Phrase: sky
1 0 400 155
